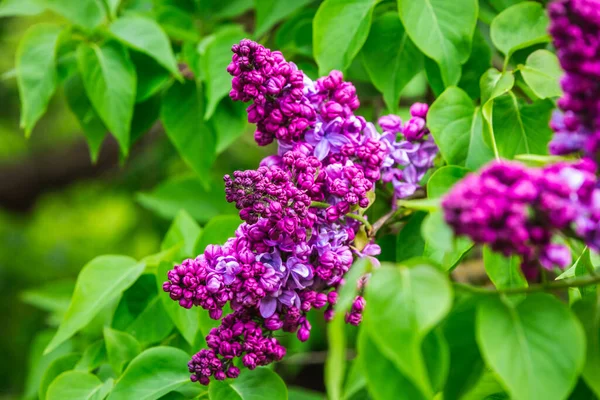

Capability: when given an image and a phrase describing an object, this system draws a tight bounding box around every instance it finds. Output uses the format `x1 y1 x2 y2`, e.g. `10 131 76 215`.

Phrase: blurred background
0 1 436 398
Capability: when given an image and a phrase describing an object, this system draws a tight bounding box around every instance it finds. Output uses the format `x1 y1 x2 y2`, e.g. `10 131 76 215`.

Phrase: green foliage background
2 0 599 399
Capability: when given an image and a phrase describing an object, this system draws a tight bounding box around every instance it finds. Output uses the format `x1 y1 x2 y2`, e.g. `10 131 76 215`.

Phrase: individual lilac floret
548 0 600 159
442 160 600 277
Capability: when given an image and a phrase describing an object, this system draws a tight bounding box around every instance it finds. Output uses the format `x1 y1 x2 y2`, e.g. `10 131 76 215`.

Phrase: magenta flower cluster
548 0 600 158
162 39 439 385
443 160 600 278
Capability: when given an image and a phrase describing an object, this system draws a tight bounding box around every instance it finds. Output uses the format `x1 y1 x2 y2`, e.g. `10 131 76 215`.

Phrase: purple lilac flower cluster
163 39 439 385
375 105 437 202
442 160 600 278
548 0 600 158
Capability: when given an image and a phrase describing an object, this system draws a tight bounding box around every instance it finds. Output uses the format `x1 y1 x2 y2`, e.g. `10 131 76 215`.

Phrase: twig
454 274 600 295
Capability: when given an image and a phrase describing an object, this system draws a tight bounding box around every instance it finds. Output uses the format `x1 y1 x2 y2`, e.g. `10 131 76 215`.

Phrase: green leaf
75 340 106 372
182 41 202 79
126 296 174 346
110 15 181 79
515 154 570 167
396 212 427 263
162 210 202 260
556 247 594 283
480 69 515 105
422 211 456 253
131 95 161 143
132 51 172 103
64 73 107 162
358 328 427 400
39 353 81 400
422 329 450 392
442 298 485 400
460 370 507 400
212 99 249 154
47 371 113 400
361 12 423 113
255 0 314 37
161 81 216 188
476 294 585 400
194 215 241 254
313 0 379 75
479 68 515 134
520 49 562 99
21 279 74 314
398 0 478 86
423 236 473 271
77 41 136 156
136 177 235 223
364 264 453 397
458 28 492 100
209 367 287 400
483 245 528 292
424 57 445 97
342 360 367 400
156 262 202 346
429 87 494 167
16 24 61 137
42 0 106 29
108 347 190 400
111 274 157 331
325 259 370 400
427 166 470 199
573 296 600 398
480 68 514 153
492 94 553 159
289 387 325 400
106 0 121 18
197 0 253 19
397 198 440 212
490 2 550 63
104 327 141 375
489 0 526 11
24 331 74 400
198 25 247 120
0 0 44 16
155 4 199 42
275 9 317 58
45 256 145 354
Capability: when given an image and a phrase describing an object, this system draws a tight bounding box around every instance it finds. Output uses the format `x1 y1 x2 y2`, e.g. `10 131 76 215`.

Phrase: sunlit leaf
45 256 145 354
477 294 585 400
16 24 61 137
313 0 379 75
398 0 477 86
77 41 136 156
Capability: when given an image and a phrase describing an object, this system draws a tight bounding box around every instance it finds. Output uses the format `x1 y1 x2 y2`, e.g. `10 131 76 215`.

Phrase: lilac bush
14 1 600 399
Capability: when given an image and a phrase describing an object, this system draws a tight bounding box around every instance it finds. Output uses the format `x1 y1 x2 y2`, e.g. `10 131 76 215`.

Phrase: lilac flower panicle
442 160 600 277
164 39 439 385
548 0 600 159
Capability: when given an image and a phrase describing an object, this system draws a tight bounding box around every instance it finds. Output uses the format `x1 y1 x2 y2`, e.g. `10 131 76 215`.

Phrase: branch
454 274 600 295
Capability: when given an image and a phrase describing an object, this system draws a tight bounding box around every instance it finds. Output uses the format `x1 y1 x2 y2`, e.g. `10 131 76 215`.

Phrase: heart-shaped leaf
477 294 585 400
